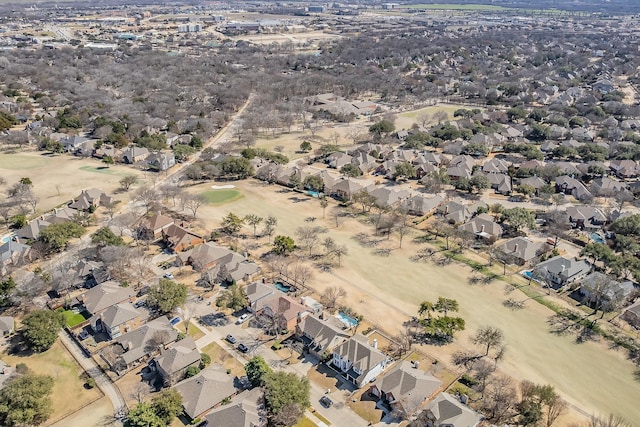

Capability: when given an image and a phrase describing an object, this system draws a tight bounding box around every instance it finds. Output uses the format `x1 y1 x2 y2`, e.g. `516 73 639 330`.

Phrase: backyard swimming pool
336 311 358 328
590 233 605 244
275 282 292 293
306 190 321 198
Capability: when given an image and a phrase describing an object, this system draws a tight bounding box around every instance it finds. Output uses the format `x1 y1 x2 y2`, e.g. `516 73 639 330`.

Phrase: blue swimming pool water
590 233 605 244
275 282 291 293
523 271 533 279
336 312 358 328
307 191 320 198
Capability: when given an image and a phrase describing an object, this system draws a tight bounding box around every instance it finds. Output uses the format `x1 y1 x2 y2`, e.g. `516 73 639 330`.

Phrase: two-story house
332 334 389 388
295 315 350 360
153 336 201 386
89 302 145 340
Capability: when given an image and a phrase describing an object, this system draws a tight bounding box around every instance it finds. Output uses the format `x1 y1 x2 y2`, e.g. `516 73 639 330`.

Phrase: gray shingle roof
154 336 200 377
426 393 481 427
203 388 264 427
174 364 238 419
80 281 135 315
377 361 442 415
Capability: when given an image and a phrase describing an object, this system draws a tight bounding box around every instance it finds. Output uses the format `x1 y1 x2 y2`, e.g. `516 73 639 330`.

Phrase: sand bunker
211 185 236 189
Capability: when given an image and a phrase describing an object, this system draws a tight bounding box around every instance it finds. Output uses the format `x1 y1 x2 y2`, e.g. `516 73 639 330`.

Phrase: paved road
192 314 370 427
58 331 126 426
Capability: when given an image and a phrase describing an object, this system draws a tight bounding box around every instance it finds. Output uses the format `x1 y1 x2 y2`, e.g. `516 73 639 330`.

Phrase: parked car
136 286 150 297
237 343 249 353
320 396 333 408
134 300 146 308
170 317 181 326
163 273 174 280
225 334 237 344
236 313 250 324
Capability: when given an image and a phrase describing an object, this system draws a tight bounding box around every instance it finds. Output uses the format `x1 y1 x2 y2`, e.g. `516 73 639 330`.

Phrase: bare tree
160 184 181 206
262 215 278 243
471 326 505 356
290 260 313 287
133 187 159 215
332 244 348 267
129 382 151 404
319 286 346 312
295 225 326 257
183 194 208 219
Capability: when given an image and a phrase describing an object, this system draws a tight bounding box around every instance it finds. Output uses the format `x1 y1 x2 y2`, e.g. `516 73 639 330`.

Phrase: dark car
225 334 237 344
320 396 333 408
237 343 249 353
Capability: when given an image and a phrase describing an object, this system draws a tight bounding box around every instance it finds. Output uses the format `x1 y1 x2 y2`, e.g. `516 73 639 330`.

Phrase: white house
332 334 389 388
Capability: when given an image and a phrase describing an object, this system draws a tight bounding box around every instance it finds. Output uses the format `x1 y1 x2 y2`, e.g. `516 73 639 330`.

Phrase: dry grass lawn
0 150 146 215
307 364 341 393
2 341 103 424
201 341 246 378
184 178 640 423
50 396 114 427
348 388 383 425
176 320 205 340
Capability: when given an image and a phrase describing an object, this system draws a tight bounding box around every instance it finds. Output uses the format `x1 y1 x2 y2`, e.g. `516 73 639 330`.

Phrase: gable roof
0 240 30 262
246 282 277 311
459 214 503 238
498 237 545 262
163 224 203 251
154 336 200 376
175 364 238 419
80 281 135 315
17 219 50 240
377 361 442 415
0 316 14 334
115 316 178 365
334 335 387 384
203 388 264 427
535 256 591 282
297 315 349 352
146 214 175 231
98 302 141 329
426 392 481 427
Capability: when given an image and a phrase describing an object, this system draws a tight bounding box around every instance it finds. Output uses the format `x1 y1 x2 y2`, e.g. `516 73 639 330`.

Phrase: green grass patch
200 189 243 205
405 3 509 11
177 321 205 340
296 417 318 427
58 309 89 328
0 154 48 170
310 411 331 426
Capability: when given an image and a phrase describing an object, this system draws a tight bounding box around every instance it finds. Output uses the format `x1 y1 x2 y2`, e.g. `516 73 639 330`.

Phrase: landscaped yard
200 341 245 377
58 309 89 328
2 341 102 423
295 417 317 427
307 364 340 392
348 388 383 425
200 189 243 205
176 320 205 340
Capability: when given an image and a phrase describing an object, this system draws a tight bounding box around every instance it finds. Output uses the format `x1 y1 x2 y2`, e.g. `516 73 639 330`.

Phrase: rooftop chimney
372 339 378 349
480 224 485 233
513 243 519 253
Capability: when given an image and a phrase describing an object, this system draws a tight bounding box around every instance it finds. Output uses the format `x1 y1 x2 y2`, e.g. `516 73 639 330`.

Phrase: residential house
459 214 503 241
484 172 512 195
0 240 31 272
202 388 265 427
368 187 410 208
590 177 627 197
482 158 509 174
592 78 615 94
260 295 311 331
579 272 636 309
422 392 482 427
351 152 377 174
69 188 113 211
138 214 175 240
565 206 607 230
332 334 389 388
295 315 350 359
179 242 260 283
121 146 150 164
59 135 91 153
162 224 204 252
330 178 366 201
327 152 353 169
111 316 178 372
519 176 547 195
533 256 591 288
246 282 277 313
401 195 443 217
147 151 176 171
17 219 50 241
174 364 239 420
369 361 442 419
0 316 14 336
555 176 592 201
609 160 639 179
44 206 80 224
437 201 471 224
78 281 135 316
497 237 547 266
621 300 640 329
153 336 201 386
94 145 119 159
89 302 144 339
446 155 474 181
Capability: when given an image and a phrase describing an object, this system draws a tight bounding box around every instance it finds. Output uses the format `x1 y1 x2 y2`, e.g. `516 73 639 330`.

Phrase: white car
237 313 250 324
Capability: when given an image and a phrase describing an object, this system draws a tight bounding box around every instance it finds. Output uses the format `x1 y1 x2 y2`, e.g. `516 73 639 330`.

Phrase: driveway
192 315 369 427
